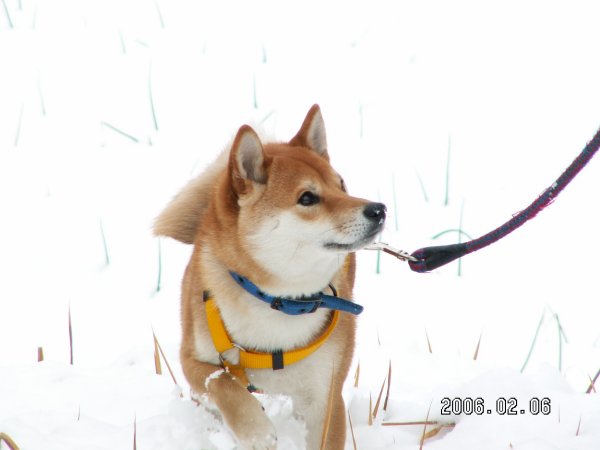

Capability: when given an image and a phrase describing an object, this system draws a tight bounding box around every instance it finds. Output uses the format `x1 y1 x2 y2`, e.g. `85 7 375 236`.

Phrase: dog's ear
289 104 328 159
229 125 267 194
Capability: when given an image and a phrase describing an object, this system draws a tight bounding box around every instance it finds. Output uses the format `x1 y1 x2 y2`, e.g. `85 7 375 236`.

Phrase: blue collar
229 271 363 316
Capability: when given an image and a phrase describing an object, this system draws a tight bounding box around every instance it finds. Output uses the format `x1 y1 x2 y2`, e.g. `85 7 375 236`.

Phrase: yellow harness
204 292 340 389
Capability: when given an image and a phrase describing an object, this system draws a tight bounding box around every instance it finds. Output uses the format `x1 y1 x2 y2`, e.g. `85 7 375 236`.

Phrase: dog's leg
300 385 346 450
181 353 277 450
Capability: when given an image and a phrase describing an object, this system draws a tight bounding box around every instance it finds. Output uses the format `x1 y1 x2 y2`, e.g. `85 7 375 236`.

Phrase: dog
154 105 386 449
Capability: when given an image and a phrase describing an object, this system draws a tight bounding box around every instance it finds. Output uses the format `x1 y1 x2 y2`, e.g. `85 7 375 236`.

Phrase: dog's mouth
323 225 383 252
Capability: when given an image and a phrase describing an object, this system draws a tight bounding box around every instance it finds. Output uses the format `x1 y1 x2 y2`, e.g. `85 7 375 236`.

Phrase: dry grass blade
575 416 582 436
372 374 387 420
558 406 561 423
382 420 439 427
37 346 44 362
319 366 336 450
153 333 162 375
68 304 74 365
133 414 137 450
423 426 444 439
0 432 20 450
383 360 392 411
348 409 357 450
587 374 597 393
586 367 599 394
425 329 433 353
419 401 433 450
152 329 178 387
354 361 360 387
473 332 482 360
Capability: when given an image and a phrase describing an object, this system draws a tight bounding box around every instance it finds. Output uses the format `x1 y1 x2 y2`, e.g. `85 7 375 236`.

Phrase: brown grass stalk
575 416 582 436
419 401 433 450
0 433 20 450
153 334 162 375
37 346 44 362
425 329 433 353
133 414 137 450
423 426 444 440
354 361 360 387
586 367 599 393
587 374 597 393
383 360 392 411
348 409 357 450
152 329 178 386
319 367 336 450
473 332 482 360
558 406 561 423
372 374 386 420
382 420 439 427
368 393 373 426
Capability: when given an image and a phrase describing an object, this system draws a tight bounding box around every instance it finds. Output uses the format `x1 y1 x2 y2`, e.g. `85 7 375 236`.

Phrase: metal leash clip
364 242 419 262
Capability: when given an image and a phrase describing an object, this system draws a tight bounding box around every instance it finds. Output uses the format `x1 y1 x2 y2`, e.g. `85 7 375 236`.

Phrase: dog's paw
236 416 277 450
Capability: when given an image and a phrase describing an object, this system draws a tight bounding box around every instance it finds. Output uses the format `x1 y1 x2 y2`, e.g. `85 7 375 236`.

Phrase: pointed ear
229 125 267 193
289 104 328 159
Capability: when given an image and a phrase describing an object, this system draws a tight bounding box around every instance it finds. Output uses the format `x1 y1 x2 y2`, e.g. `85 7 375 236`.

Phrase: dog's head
155 105 386 295
223 105 386 294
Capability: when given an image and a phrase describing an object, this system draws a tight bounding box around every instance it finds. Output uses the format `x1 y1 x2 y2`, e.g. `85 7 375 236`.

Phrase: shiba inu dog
154 105 386 449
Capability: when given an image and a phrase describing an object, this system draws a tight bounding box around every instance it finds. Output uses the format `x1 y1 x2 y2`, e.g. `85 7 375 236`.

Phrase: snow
1 0 600 449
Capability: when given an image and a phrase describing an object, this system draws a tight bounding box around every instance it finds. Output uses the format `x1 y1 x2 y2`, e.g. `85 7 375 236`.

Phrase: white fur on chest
198 246 334 353
245 211 347 297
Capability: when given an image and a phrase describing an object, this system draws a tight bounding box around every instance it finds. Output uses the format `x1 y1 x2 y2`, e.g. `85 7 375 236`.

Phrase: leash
369 126 600 272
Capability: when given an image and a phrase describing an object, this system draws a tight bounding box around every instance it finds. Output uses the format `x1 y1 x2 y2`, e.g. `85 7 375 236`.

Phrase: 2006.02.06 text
440 397 551 415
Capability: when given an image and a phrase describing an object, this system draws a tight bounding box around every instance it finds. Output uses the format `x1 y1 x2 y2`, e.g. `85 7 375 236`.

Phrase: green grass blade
2 0 13 29
414 169 429 203
99 218 110 266
101 122 139 143
444 134 451 206
37 74 46 115
520 308 546 373
431 228 473 241
153 0 165 28
14 104 23 147
149 62 158 131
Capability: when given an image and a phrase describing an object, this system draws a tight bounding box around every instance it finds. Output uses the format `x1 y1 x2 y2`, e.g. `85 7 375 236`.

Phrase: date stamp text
440 397 551 416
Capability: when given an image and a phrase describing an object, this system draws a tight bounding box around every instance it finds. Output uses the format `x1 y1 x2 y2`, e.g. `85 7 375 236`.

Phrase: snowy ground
1 1 600 449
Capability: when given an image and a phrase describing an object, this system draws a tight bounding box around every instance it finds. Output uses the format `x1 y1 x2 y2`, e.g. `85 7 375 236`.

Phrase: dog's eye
297 191 320 206
340 178 347 192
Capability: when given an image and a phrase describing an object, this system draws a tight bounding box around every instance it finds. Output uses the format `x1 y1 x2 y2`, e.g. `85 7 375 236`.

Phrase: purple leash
407 126 600 273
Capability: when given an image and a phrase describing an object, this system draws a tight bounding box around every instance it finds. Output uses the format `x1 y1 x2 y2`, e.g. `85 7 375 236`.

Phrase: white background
1 1 600 448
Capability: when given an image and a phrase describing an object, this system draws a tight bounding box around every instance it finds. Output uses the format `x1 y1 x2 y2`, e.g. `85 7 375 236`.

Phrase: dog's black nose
363 202 387 222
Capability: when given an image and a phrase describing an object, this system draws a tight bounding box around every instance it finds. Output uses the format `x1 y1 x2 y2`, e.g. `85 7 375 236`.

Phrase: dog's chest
216 292 332 352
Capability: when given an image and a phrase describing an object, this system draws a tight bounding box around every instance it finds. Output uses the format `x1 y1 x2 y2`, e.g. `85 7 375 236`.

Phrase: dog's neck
228 271 363 315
